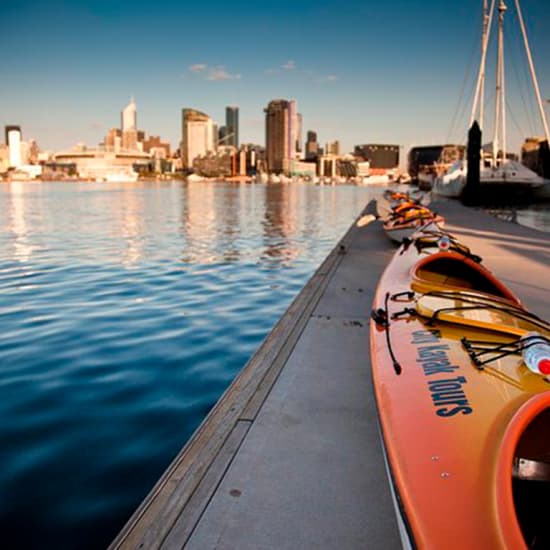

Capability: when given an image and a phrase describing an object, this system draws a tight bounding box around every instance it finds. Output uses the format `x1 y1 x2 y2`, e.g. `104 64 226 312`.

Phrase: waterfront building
0 143 9 172
40 162 77 180
192 144 261 179
104 128 122 152
192 149 233 178
264 99 302 173
325 140 340 156
19 140 31 165
122 129 138 152
337 158 357 178
318 154 337 178
356 161 371 177
305 130 319 160
292 160 316 177
181 109 216 170
236 145 263 177
522 137 550 178
143 135 171 158
5 125 22 168
28 139 39 164
241 144 265 174
354 144 399 169
225 106 239 148
54 148 150 180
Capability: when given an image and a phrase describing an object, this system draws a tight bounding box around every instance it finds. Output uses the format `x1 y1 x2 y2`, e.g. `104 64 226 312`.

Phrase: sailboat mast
479 0 489 130
493 0 507 162
513 0 550 142
500 1 507 163
470 0 496 131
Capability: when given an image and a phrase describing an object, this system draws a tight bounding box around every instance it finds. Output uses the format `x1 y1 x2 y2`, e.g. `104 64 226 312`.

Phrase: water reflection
6 182 36 261
0 180 386 549
114 186 147 267
262 183 300 265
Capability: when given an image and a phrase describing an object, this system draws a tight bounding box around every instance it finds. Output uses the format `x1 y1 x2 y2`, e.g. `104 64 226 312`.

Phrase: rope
446 35 481 144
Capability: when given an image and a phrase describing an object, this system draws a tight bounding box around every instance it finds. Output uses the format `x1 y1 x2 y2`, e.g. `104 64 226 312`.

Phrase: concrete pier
110 198 549 550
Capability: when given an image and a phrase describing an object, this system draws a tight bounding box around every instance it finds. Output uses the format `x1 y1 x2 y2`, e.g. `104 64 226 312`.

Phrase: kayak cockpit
513 407 550 549
498 395 550 550
412 251 520 304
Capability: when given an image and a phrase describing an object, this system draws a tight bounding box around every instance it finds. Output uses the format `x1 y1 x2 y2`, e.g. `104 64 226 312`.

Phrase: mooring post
539 140 550 179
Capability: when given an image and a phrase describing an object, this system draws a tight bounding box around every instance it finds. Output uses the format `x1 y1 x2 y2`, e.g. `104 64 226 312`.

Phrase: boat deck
110 198 549 550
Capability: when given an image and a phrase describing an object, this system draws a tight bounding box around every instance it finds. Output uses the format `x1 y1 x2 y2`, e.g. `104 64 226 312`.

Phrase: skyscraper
296 113 303 156
121 97 137 132
325 141 340 155
5 125 22 168
264 99 301 173
305 131 319 160
181 108 216 169
121 98 138 151
225 106 239 148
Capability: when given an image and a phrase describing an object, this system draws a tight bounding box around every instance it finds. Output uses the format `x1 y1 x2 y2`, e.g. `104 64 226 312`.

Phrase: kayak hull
370 224 550 549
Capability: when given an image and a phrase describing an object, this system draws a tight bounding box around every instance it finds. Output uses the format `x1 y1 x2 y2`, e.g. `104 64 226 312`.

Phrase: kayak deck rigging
462 333 550 369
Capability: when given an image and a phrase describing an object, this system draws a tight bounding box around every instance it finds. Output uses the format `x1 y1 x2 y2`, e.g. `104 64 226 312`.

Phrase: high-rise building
121 98 138 151
305 130 319 160
325 140 340 156
225 106 239 148
296 113 303 155
5 125 22 168
181 108 216 169
218 126 229 145
265 100 288 173
264 99 301 173
121 97 137 132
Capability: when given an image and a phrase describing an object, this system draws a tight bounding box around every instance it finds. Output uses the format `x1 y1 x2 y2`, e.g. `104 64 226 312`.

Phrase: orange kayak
383 207 445 243
370 223 550 549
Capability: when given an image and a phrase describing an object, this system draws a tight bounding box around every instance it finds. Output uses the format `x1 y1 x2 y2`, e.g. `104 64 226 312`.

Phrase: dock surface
110 198 549 550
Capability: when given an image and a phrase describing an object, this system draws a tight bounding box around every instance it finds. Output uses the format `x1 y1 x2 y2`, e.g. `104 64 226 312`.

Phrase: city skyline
2 0 550 155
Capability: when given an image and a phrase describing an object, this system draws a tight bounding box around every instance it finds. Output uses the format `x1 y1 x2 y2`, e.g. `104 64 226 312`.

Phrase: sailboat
433 0 550 201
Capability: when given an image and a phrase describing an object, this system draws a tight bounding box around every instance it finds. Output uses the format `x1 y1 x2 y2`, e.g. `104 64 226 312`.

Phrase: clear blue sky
1 0 549 155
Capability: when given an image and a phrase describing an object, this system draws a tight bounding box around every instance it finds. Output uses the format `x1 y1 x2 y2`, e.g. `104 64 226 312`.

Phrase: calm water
0 180 383 549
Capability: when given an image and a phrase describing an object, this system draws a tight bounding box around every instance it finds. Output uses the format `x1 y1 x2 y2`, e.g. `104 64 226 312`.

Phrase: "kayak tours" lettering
411 329 473 417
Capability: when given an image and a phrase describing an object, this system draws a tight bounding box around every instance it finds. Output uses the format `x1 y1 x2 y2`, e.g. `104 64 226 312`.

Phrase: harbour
2 0 550 547
0 179 548 548
108 193 550 549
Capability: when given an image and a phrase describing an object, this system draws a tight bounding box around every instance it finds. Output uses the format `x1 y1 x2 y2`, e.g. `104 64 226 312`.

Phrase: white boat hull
104 172 138 183
433 159 546 200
